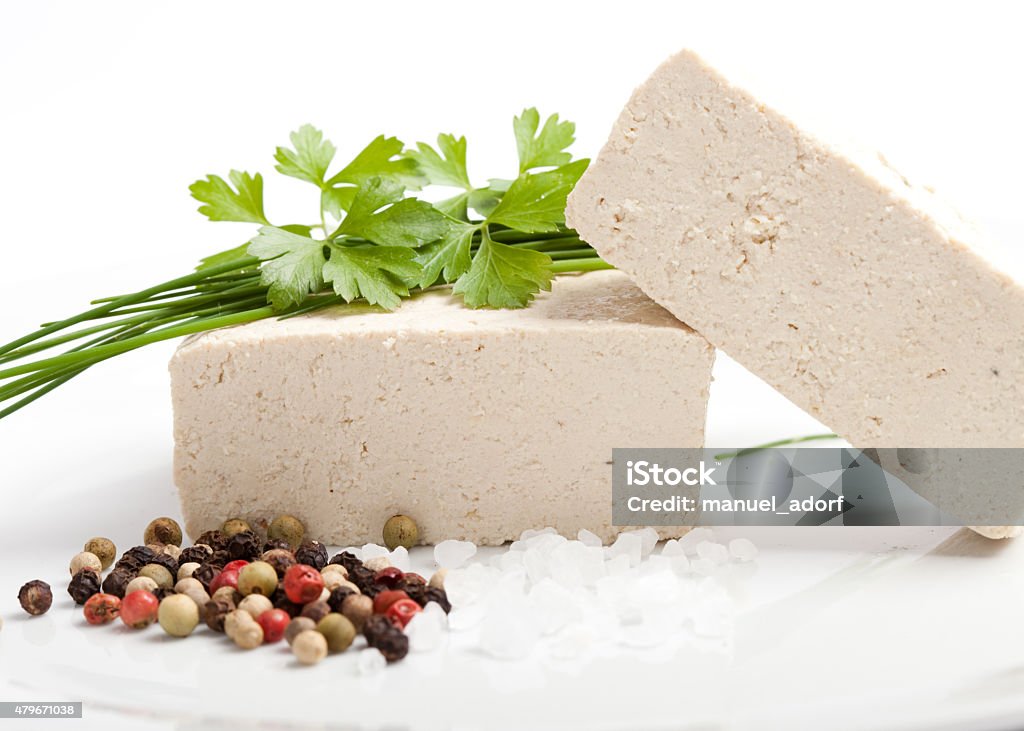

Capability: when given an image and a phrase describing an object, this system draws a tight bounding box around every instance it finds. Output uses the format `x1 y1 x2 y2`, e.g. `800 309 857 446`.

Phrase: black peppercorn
207 550 230 569
262 538 291 553
347 564 376 592
68 568 101 605
226 530 261 561
328 550 362 572
148 552 179 574
294 541 328 570
420 586 451 614
192 562 221 593
101 568 133 598
153 586 177 601
326 585 356 613
363 615 409 662
204 597 234 632
18 580 53 616
270 587 303 618
114 545 156 574
195 530 228 552
178 544 213 567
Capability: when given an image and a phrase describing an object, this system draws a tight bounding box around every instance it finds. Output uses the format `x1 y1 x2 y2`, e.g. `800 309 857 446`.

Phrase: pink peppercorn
209 568 239 594
120 590 159 629
283 564 324 604
83 593 121 625
373 589 409 615
373 567 404 588
257 608 290 643
384 598 421 629
402 572 426 586
223 559 249 573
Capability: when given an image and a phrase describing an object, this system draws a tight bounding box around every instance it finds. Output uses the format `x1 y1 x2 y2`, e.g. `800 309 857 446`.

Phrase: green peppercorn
221 518 251 538
237 561 278 596
158 594 199 637
267 515 305 549
138 564 174 590
144 517 183 547
382 514 418 550
83 537 117 570
317 612 356 653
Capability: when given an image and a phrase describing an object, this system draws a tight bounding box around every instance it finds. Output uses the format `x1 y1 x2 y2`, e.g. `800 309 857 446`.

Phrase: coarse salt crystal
729 538 759 562
434 539 477 569
696 541 730 565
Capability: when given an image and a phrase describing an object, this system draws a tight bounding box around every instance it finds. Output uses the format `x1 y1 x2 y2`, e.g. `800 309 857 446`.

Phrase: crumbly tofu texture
170 271 713 545
567 50 1024 449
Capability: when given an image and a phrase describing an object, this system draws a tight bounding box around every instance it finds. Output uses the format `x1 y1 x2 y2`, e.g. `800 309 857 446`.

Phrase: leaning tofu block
170 271 713 545
568 50 1024 453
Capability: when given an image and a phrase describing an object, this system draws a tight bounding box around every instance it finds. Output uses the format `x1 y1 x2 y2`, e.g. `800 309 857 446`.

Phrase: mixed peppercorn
15 513 447 667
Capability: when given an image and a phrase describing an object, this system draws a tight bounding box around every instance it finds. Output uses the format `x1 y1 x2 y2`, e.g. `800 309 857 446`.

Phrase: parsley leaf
321 135 423 218
274 125 336 186
247 226 326 309
336 178 448 247
323 245 420 310
190 171 269 224
407 134 472 189
414 221 476 288
486 159 588 233
453 235 553 308
513 108 576 173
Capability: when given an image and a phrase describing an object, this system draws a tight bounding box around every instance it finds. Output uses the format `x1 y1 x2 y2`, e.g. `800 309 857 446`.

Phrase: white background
1 2 1023 730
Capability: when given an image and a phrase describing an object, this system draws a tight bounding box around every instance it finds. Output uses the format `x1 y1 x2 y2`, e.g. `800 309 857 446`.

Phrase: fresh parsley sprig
0 110 611 418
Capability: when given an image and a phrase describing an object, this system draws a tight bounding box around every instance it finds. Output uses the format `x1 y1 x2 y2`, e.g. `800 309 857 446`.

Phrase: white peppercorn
363 556 391 571
292 630 328 665
162 544 182 561
174 578 210 609
125 576 159 596
211 586 241 605
237 594 273 620
158 594 199 637
428 568 447 590
177 562 201 581
224 609 255 640
69 551 103 576
232 620 264 649
321 572 355 592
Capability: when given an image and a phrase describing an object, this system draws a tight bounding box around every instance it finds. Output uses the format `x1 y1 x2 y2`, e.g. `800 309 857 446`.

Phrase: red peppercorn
120 590 159 629
209 568 239 594
384 598 421 629
223 559 250 573
83 593 121 625
372 589 410 615
373 567 404 588
256 608 290 643
283 564 324 604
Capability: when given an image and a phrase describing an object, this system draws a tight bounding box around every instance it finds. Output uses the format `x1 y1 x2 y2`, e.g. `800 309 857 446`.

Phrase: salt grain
729 538 759 562
695 541 729 565
577 529 603 547
357 647 387 675
434 539 477 569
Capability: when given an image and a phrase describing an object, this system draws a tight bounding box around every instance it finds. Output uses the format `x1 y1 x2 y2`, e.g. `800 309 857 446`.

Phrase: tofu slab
170 271 713 545
568 50 1024 449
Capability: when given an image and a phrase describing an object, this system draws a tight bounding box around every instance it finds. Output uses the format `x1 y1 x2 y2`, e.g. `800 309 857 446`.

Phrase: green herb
0 109 611 418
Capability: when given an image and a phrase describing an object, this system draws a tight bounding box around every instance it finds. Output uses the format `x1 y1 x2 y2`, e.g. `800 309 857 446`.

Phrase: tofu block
170 271 713 545
568 50 1024 449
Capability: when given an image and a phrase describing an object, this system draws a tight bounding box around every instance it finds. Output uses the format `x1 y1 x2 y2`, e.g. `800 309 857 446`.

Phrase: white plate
2 350 1023 730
